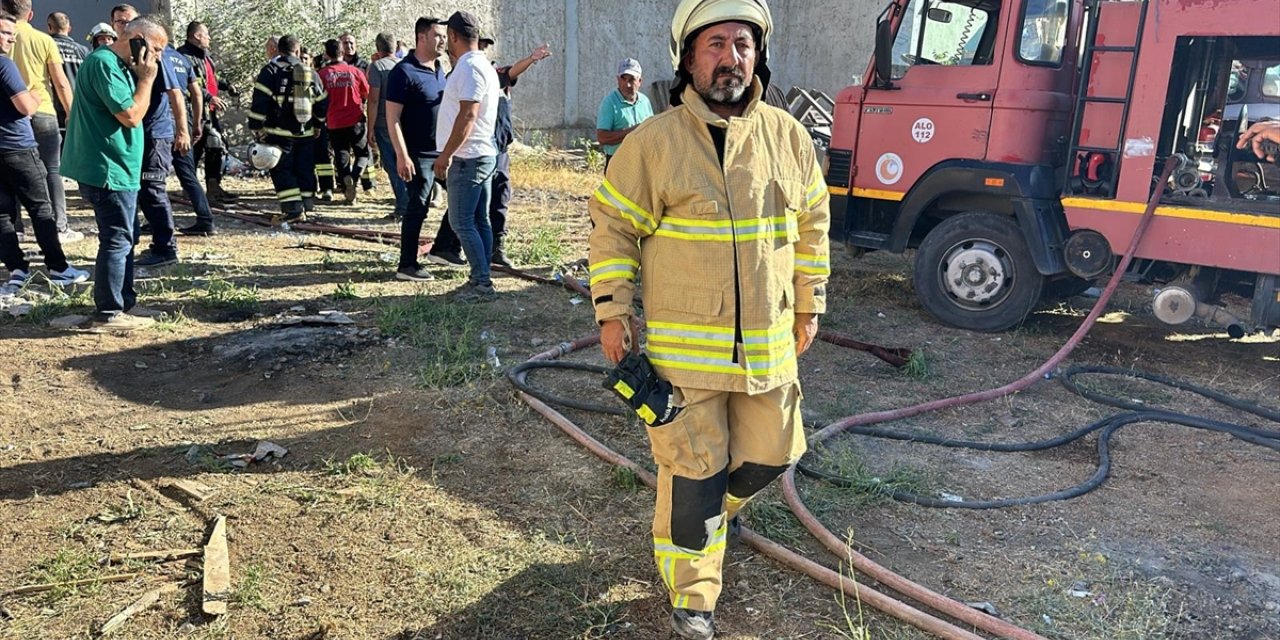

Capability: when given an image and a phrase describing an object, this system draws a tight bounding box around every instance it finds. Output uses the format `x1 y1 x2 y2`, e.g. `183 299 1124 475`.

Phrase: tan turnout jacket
588 80 831 394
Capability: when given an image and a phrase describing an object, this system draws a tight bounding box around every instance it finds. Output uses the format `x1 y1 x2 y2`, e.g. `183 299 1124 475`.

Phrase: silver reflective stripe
648 325 734 343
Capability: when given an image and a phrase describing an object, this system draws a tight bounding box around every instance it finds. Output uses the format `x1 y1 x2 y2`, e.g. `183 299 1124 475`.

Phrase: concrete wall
377 0 879 130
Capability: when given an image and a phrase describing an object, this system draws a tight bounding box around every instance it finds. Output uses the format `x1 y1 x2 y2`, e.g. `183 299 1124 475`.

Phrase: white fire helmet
249 142 282 171
669 0 773 71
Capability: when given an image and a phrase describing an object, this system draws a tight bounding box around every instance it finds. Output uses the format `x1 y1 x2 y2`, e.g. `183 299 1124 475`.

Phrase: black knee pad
669 467 728 550
726 462 789 501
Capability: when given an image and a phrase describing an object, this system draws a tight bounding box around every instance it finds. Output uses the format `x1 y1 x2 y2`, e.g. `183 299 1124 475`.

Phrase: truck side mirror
873 19 893 88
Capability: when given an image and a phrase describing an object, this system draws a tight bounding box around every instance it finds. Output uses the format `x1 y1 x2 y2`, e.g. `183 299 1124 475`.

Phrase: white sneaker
58 230 86 244
50 266 90 286
1 269 29 295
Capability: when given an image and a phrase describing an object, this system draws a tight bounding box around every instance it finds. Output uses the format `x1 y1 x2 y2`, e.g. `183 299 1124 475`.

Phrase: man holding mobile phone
62 15 161 331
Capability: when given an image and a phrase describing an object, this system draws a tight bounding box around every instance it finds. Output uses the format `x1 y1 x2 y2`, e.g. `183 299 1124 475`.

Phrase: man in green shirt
596 57 654 165
62 15 161 331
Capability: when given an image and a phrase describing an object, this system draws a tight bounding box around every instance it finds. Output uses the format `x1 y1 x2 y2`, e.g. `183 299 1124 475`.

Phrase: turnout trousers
266 135 317 215
648 381 806 612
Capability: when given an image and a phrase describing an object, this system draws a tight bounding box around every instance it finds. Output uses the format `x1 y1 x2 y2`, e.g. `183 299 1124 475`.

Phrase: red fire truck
825 0 1280 334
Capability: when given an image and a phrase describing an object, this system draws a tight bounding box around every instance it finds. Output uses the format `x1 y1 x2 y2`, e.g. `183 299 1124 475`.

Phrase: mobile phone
130 36 146 64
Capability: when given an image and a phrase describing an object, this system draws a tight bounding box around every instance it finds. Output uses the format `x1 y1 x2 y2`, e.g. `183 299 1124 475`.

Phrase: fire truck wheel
913 212 1045 332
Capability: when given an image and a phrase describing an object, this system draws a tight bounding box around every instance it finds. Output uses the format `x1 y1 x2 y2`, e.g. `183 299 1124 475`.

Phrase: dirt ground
1 155 1277 640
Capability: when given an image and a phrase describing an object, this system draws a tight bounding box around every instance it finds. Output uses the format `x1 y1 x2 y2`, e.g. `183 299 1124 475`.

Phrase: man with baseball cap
595 57 652 167
587 1 829 637
431 10 501 302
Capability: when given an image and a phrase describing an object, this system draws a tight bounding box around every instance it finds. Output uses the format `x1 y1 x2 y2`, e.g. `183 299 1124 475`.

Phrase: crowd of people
0 5 562 329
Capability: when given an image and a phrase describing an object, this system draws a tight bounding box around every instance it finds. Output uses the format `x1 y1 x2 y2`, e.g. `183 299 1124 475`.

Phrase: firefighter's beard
694 65 749 107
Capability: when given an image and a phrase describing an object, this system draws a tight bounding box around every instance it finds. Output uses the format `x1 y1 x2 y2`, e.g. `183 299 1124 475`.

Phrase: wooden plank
99 583 180 635
1 573 138 596
201 516 230 615
168 479 216 502
106 548 202 564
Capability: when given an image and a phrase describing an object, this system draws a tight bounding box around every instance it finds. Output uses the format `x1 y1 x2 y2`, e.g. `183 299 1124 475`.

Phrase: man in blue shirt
114 8 189 268
596 58 654 167
0 11 87 294
386 16 447 282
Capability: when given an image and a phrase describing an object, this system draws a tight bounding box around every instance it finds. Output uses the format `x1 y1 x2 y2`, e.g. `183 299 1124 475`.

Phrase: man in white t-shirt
432 10 501 303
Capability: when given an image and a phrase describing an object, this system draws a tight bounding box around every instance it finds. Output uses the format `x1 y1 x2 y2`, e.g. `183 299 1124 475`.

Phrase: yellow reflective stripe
246 111 266 121
655 215 795 242
806 177 826 208
725 493 747 505
253 82 272 95
613 380 635 399
588 258 639 286
647 320 733 335
649 334 734 349
794 252 831 275
315 91 328 101
636 405 658 424
595 180 656 233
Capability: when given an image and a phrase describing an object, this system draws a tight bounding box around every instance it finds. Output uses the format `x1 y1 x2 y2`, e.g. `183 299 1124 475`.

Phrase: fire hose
502 158 1278 639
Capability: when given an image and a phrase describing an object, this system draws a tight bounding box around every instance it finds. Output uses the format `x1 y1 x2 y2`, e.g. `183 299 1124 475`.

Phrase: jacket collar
682 77 764 126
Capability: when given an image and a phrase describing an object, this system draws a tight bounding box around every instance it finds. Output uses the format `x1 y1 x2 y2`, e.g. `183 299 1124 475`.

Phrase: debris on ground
222 441 289 468
99 582 181 635
272 310 355 326
0 573 139 597
104 548 202 565
202 516 230 616
167 479 217 502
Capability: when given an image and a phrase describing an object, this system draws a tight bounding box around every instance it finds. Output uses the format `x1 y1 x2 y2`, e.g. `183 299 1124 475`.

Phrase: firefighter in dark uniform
248 34 328 222
312 44 337 202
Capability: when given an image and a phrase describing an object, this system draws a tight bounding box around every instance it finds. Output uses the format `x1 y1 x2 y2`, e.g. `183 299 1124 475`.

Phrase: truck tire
913 212 1045 332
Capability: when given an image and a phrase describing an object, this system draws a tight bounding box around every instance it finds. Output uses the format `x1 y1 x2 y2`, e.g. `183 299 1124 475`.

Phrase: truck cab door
856 0 1005 195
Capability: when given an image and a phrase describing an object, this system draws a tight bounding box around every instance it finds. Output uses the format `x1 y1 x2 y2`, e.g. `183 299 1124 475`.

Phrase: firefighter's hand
397 152 415 182
600 318 634 364
1238 120 1280 162
174 129 191 155
794 312 818 356
210 95 228 112
432 153 452 182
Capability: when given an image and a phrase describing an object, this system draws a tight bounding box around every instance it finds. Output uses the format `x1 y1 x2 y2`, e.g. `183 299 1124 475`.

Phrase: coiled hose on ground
506 160 1231 640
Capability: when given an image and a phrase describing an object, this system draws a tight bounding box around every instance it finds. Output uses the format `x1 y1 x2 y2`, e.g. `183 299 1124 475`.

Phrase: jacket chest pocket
771 179 804 248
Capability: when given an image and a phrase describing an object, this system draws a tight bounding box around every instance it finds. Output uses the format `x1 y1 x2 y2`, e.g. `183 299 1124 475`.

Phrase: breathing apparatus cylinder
291 64 313 123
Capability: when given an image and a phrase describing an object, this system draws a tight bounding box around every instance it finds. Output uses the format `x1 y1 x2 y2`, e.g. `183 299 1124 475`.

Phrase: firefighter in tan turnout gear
248 34 328 223
587 1 829 637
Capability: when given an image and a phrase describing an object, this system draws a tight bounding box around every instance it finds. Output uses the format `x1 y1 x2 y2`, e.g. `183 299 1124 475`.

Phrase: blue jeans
172 140 213 226
446 155 497 287
375 126 408 215
81 183 138 319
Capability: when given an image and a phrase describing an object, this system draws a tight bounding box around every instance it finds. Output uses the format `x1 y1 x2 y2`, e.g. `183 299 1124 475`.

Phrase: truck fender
889 160 1070 276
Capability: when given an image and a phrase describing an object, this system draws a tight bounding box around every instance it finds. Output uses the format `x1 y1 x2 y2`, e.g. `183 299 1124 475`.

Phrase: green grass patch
332 280 359 300
902 349 930 380
27 548 100 603
377 295 495 387
610 467 643 493
231 562 269 611
511 224 567 267
807 444 937 507
324 452 381 477
200 277 260 311
742 499 806 546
